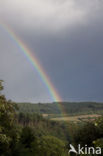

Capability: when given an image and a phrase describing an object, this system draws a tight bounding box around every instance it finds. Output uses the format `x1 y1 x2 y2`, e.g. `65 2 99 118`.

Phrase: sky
0 0 103 102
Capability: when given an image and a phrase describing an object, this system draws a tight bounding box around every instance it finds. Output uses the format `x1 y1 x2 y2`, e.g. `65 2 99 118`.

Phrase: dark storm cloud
24 21 103 101
0 0 103 102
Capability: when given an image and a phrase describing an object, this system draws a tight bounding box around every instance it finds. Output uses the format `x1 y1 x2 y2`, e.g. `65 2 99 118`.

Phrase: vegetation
17 101 103 116
0 81 69 156
0 80 103 155
50 114 101 122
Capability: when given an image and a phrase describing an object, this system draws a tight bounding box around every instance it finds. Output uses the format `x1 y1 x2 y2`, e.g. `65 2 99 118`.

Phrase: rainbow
0 22 62 105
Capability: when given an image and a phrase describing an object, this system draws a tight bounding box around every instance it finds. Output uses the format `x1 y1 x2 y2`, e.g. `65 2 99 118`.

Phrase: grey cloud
0 0 103 102
0 29 53 102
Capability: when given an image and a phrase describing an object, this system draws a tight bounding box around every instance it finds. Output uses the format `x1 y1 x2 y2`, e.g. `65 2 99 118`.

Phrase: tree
0 80 18 155
15 126 38 156
73 122 99 147
37 135 67 156
93 116 103 151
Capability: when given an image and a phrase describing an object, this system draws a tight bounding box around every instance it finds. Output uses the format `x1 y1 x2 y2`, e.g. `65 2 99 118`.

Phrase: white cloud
0 0 94 33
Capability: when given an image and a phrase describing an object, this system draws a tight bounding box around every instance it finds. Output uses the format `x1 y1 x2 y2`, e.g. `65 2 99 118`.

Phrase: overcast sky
0 0 103 102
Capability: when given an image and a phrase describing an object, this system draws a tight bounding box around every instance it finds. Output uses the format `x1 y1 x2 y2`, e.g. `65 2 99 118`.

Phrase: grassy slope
17 102 103 115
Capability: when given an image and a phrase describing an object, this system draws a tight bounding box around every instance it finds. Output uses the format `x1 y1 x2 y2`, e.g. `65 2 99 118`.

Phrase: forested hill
1 80 103 155
17 102 103 115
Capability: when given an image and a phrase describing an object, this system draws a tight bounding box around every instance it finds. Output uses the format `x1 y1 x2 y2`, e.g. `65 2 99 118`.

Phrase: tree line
0 80 103 156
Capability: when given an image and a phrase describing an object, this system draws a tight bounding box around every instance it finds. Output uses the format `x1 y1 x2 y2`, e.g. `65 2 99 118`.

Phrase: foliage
0 81 68 156
73 122 100 146
0 81 19 156
1 80 103 155
93 117 103 153
37 135 68 156
17 102 103 115
73 117 103 155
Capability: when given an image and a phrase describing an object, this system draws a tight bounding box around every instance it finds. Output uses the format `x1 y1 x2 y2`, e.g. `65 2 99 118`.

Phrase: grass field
50 114 101 122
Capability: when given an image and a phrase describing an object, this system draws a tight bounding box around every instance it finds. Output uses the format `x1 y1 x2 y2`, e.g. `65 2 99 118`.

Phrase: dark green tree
15 126 38 156
73 122 99 147
37 135 67 156
0 80 18 155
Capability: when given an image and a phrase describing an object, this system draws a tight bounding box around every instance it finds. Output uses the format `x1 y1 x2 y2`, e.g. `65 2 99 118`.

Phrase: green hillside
1 81 103 156
17 102 103 115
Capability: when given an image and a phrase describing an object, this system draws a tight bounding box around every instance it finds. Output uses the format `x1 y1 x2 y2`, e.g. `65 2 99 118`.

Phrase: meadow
50 114 101 122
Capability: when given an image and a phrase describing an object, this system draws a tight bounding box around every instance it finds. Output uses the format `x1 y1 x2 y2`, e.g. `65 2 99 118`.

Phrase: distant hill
17 102 103 115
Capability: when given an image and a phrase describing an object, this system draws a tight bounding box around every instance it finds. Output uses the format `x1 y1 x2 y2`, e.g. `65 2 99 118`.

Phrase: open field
17 102 103 122
50 114 101 122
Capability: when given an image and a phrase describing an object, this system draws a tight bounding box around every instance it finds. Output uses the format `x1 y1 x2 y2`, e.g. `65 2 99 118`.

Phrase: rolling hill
17 102 103 115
